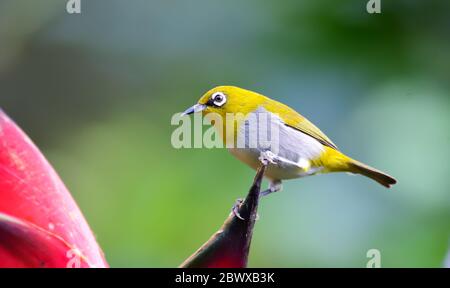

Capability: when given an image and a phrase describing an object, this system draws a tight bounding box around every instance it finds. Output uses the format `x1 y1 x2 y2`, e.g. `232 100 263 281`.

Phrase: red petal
0 213 92 267
0 110 107 267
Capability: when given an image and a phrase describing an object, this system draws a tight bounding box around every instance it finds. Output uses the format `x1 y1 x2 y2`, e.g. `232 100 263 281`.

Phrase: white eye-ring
211 92 227 107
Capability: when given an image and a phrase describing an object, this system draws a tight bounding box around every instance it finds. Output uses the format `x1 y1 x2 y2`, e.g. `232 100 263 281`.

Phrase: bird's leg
260 180 283 197
258 151 283 197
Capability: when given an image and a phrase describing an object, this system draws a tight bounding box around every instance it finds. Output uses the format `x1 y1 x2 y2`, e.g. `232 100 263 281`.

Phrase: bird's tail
347 160 397 188
317 147 397 188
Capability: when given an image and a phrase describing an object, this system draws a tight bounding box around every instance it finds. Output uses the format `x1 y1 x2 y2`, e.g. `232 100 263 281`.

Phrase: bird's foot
231 198 245 220
259 150 279 166
260 180 283 197
231 198 260 221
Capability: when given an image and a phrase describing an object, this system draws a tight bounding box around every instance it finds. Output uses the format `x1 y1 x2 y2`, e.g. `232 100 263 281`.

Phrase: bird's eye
212 92 227 107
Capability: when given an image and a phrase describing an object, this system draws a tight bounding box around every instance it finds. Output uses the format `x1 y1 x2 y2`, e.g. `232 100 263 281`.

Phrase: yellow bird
182 86 396 197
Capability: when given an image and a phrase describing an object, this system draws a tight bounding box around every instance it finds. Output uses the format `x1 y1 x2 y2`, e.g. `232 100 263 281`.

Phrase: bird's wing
264 101 339 150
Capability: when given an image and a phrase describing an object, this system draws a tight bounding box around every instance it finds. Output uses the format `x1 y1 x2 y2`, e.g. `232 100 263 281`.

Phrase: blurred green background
1 0 449 267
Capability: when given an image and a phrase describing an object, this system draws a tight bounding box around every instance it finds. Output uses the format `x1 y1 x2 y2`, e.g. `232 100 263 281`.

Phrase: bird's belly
228 108 326 180
228 147 322 180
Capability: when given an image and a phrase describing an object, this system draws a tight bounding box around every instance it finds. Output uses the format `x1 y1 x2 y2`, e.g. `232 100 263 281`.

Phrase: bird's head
182 86 266 118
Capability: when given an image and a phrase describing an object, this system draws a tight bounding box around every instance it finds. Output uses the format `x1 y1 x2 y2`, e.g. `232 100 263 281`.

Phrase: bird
182 86 396 199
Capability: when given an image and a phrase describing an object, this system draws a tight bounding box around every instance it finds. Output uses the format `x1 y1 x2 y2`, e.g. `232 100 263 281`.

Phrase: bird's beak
181 104 206 116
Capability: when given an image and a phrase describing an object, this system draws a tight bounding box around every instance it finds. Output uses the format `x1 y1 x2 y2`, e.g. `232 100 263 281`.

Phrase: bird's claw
231 198 245 220
260 180 283 197
259 150 278 166
231 198 260 221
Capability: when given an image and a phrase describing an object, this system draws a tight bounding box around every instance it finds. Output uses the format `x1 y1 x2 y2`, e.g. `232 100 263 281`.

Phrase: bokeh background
1 0 449 267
